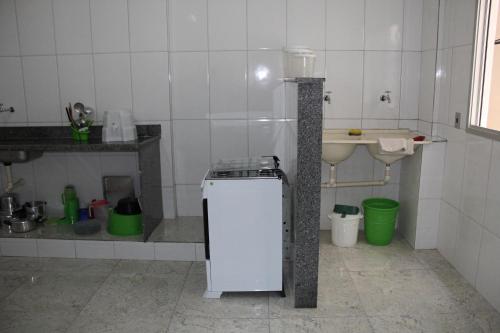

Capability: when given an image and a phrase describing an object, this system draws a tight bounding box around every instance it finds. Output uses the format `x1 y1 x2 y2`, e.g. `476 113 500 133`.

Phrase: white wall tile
361 119 399 129
365 0 403 50
454 215 482 283
323 119 362 129
326 0 364 50
154 242 195 261
37 239 76 258
485 141 500 239
176 184 202 216
90 0 129 53
403 0 423 51
34 154 68 215
434 49 452 124
248 120 286 158
160 122 173 187
75 240 115 259
128 0 168 52
114 241 155 259
400 52 421 119
0 57 27 123
210 120 248 162
419 142 445 199
449 45 472 128
476 230 500 311
460 134 492 225
421 0 439 50
209 51 247 119
363 51 401 119
336 187 372 211
247 0 285 50
320 187 335 230
452 0 476 47
23 56 61 123
398 119 418 131
57 55 96 120
442 128 466 209
324 51 363 119
93 53 132 120
208 0 246 50
437 200 460 264
53 0 92 54
66 153 102 206
172 120 210 184
170 52 209 119
0 238 37 257
131 52 169 121
372 183 400 201
419 50 436 122
169 0 208 51
415 198 440 249
287 0 325 50
16 0 55 55
0 0 20 56
162 187 176 218
247 51 284 119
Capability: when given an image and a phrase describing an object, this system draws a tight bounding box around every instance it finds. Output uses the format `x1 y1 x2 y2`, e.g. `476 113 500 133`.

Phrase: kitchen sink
0 150 43 164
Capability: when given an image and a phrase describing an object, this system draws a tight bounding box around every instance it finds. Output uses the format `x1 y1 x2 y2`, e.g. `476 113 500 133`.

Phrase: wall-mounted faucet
0 104 15 113
324 91 332 104
380 91 391 104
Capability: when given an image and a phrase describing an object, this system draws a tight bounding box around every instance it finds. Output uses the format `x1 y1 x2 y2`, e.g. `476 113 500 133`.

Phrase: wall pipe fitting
321 163 391 188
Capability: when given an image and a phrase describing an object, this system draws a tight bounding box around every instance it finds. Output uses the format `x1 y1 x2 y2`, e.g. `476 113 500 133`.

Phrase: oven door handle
202 198 210 260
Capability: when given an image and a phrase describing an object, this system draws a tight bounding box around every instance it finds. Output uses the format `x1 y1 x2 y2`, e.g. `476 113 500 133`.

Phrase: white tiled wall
0 0 427 218
433 0 500 313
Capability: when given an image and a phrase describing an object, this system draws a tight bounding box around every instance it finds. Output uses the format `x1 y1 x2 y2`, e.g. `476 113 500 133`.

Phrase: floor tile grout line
62 259 120 333
166 261 194 333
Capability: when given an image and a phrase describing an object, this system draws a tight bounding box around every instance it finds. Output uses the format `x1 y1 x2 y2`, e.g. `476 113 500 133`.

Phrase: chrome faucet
0 104 14 113
380 91 391 104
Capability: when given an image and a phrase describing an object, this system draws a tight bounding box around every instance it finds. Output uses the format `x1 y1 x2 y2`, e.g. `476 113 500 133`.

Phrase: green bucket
362 198 400 246
107 211 143 236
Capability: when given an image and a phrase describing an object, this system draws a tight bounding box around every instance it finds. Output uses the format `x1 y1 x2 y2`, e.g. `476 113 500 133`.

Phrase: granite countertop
0 125 160 152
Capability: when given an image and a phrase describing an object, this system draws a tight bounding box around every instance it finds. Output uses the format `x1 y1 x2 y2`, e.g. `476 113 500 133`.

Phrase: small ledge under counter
0 125 163 241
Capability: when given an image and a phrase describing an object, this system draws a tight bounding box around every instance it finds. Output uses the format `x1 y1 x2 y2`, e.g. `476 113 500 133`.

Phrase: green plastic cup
362 198 400 246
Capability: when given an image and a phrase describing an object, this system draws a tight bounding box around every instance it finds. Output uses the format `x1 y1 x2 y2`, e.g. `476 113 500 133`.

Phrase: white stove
201 156 287 298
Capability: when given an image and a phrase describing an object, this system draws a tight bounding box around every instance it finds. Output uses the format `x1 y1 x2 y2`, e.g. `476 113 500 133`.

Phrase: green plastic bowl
107 212 143 236
362 198 400 246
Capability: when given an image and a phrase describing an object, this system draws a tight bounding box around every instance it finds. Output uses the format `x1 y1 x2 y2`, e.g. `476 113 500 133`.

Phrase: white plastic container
328 212 363 247
102 109 137 142
283 47 316 78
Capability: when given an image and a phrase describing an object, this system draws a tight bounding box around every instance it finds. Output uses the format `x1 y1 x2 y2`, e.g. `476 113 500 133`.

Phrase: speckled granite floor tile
167 314 270 333
269 316 373 333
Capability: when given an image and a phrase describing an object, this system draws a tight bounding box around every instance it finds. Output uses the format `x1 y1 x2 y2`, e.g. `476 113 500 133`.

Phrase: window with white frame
469 0 500 137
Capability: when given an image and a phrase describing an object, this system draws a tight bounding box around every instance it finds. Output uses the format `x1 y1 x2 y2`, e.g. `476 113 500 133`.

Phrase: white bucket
328 212 363 247
283 47 316 78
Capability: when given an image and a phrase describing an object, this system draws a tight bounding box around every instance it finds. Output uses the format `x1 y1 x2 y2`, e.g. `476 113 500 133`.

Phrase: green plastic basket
362 198 400 246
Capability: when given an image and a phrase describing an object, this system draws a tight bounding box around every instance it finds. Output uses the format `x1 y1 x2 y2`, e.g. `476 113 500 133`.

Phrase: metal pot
0 193 19 216
24 201 47 222
5 217 36 233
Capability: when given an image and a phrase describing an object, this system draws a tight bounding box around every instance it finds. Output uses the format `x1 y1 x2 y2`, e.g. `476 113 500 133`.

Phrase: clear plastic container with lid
283 47 316 78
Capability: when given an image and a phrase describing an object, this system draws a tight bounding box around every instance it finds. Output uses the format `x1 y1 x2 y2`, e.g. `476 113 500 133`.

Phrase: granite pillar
293 78 324 307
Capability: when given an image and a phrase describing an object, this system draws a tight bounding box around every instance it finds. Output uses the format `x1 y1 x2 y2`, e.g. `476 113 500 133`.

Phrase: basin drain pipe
3 162 24 193
322 163 391 188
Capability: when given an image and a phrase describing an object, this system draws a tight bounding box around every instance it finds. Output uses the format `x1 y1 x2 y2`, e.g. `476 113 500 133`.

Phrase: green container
362 198 400 246
107 211 143 236
71 127 89 143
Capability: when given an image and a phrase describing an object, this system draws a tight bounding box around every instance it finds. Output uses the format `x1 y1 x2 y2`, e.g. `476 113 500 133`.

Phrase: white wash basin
322 129 431 165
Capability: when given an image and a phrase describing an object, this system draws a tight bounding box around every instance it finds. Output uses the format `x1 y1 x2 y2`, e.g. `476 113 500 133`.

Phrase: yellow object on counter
348 129 362 136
